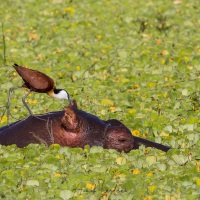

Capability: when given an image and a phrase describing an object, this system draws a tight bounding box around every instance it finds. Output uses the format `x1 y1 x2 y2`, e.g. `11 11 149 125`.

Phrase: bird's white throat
51 89 70 100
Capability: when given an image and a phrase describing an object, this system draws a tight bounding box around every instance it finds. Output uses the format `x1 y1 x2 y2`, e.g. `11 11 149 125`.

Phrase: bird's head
47 88 71 103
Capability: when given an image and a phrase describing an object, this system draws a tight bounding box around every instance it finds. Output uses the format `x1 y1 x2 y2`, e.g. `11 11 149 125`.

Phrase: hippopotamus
0 100 170 153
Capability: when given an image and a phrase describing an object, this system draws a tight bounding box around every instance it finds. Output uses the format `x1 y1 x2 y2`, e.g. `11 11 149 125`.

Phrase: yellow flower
5 15 10 21
131 130 140 136
196 178 200 186
19 186 24 191
63 7 75 14
146 82 157 88
128 109 136 114
93 58 98 63
20 171 24 176
196 162 200 172
163 93 167 98
84 52 89 56
142 133 147 138
134 84 140 89
109 106 116 112
27 99 37 104
155 39 162 45
132 168 140 174
55 155 62 159
183 56 189 62
0 116 7 124
52 26 58 31
36 54 43 59
146 172 153 177
5 29 11 33
54 9 60 15
28 32 39 41
54 173 61 177
84 148 89 153
186 65 193 70
114 76 121 82
86 183 96 190
54 49 62 53
181 118 186 122
113 173 126 179
97 35 102 40
57 72 63 78
148 185 156 193
144 196 153 200
76 66 81 70
161 50 169 55
77 195 84 200
101 49 106 53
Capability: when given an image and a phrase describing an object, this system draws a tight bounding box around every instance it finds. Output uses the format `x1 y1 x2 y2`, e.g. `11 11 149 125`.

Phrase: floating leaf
89 146 104 153
186 124 194 131
116 157 127 165
26 180 39 186
164 125 173 133
60 190 73 200
172 154 188 165
101 99 114 106
182 89 188 96
156 163 167 171
1 82 13 89
1 170 15 180
146 156 157 166
118 50 128 58
91 164 107 173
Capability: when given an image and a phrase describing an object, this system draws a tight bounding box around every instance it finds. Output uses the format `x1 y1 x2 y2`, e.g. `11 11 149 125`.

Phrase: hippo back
0 111 64 147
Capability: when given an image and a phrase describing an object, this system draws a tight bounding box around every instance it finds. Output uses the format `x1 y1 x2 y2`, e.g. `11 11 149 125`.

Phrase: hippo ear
61 108 78 130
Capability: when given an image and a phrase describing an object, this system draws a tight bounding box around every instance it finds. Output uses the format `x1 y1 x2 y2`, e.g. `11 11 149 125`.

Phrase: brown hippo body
0 101 170 152
0 111 64 147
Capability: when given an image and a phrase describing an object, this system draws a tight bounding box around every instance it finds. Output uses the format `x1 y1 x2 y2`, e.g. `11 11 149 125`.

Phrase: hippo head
103 125 134 153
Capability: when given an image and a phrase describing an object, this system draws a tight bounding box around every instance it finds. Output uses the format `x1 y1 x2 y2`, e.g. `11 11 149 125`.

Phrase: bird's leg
0 86 23 123
68 97 72 105
22 90 33 116
7 87 22 116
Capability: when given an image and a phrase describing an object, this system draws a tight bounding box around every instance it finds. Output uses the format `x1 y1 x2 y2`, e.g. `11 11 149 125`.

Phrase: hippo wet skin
0 101 170 153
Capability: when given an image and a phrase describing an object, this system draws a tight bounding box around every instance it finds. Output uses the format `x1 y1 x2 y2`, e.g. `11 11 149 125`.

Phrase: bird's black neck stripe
53 88 63 94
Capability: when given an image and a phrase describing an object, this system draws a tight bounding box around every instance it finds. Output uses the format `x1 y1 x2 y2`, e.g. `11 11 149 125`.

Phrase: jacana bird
8 63 71 115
